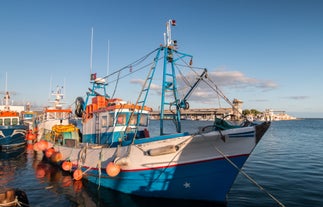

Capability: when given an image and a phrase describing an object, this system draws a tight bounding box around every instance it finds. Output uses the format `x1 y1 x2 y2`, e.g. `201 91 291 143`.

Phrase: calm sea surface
1 119 323 207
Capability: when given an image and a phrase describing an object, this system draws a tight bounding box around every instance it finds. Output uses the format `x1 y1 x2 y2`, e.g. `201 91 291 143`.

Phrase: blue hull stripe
0 126 27 147
82 155 249 203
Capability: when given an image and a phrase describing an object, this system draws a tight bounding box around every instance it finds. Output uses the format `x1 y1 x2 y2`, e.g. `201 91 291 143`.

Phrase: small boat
36 85 80 143
0 92 28 151
21 102 37 127
0 188 29 207
42 20 270 204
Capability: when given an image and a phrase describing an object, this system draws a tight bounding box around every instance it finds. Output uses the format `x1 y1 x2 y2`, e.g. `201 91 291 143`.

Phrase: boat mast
106 40 110 77
160 19 182 134
83 27 109 110
90 27 94 75
4 72 10 111
159 20 196 135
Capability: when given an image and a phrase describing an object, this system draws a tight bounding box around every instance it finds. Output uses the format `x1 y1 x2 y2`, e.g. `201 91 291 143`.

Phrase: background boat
36 85 80 144
0 91 28 150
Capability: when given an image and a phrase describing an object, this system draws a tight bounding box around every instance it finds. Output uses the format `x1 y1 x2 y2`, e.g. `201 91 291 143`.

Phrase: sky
0 0 323 118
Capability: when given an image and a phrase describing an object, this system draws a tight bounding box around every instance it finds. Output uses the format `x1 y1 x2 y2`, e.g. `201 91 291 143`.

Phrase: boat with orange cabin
36 20 271 204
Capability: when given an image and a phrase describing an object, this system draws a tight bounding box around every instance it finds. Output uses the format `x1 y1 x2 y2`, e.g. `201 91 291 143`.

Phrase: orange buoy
106 162 120 177
38 140 49 151
62 160 73 171
51 151 63 163
26 130 36 140
33 142 40 151
45 148 55 159
73 169 83 181
47 142 54 149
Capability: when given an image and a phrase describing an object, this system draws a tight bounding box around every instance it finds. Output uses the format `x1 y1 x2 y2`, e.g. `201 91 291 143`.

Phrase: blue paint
83 155 248 203
0 125 27 148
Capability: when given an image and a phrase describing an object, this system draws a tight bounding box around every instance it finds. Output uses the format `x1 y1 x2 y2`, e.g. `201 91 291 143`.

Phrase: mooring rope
208 135 285 207
97 148 103 190
0 196 20 207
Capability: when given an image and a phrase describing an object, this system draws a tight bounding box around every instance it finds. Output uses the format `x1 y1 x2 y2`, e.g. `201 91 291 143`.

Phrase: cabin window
24 114 33 119
12 118 18 125
101 115 108 128
116 114 127 125
108 113 114 127
129 114 137 125
139 114 148 126
4 118 11 126
0 119 2 125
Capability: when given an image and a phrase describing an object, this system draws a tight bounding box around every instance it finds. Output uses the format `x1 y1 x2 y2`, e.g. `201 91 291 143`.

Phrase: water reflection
1 143 224 206
0 146 27 187
31 154 224 207
83 179 224 207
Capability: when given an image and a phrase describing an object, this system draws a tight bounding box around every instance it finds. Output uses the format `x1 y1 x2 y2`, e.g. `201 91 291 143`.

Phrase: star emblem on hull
183 182 191 188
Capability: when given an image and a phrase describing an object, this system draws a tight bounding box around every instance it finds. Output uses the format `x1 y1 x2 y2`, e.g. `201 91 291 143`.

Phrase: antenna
4 72 9 110
49 74 52 100
64 77 66 100
106 40 110 76
165 19 176 47
5 72 8 92
90 27 94 75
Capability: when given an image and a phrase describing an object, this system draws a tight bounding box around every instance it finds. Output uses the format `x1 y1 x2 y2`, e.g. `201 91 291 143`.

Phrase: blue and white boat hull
55 122 269 203
0 125 27 150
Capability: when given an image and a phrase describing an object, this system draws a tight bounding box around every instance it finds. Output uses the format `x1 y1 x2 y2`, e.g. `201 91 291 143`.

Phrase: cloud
207 70 278 90
284 96 309 100
130 79 162 93
252 99 269 102
129 69 277 107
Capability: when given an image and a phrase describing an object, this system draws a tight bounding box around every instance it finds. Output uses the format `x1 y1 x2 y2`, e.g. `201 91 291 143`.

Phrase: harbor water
1 119 322 206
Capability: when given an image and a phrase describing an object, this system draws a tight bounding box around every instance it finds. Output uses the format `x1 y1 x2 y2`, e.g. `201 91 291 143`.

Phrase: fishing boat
45 20 270 204
0 91 28 150
22 102 36 127
36 85 80 144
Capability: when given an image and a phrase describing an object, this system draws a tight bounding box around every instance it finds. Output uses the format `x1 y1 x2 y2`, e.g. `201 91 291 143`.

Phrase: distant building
232 98 243 120
262 109 296 121
150 99 296 121
150 98 243 121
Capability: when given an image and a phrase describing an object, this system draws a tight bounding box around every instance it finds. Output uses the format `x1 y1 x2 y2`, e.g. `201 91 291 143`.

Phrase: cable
205 133 285 207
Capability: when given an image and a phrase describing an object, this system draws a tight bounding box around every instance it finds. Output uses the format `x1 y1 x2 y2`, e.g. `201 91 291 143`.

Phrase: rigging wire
173 51 240 114
111 71 121 98
102 48 160 81
175 64 192 88
106 59 159 85
207 134 285 207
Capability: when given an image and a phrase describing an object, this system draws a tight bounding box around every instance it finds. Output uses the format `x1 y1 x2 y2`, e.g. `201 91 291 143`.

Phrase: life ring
143 128 150 138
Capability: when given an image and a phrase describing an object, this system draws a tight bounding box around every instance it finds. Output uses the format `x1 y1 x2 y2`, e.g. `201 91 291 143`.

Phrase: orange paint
106 162 120 177
61 160 73 171
45 148 55 159
73 169 83 181
51 151 63 163
37 140 49 151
